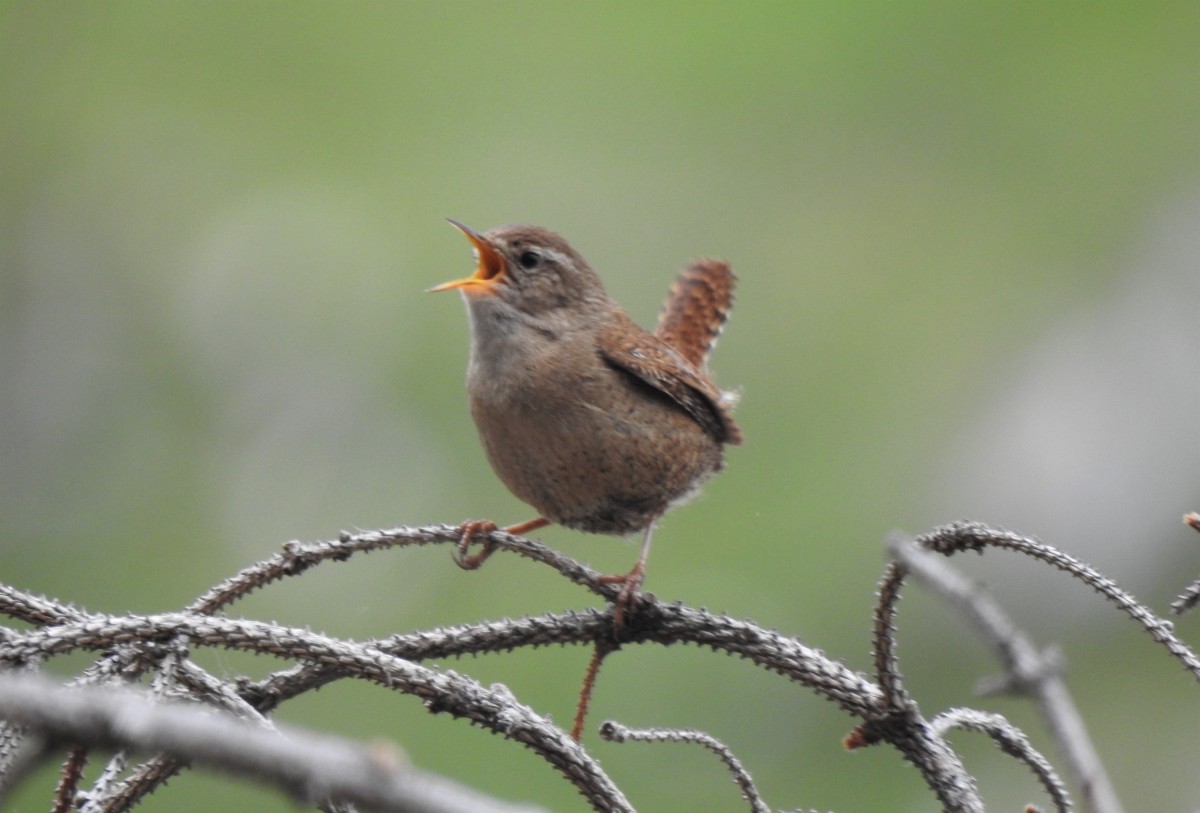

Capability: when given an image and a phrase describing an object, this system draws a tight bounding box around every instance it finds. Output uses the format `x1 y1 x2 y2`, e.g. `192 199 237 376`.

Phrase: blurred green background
3 3 1200 811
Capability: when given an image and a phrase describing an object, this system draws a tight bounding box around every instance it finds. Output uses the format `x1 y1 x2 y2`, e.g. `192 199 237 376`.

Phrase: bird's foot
598 561 646 628
453 520 498 570
452 516 551 570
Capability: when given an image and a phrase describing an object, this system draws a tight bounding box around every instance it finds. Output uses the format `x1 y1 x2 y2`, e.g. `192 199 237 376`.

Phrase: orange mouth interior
429 219 506 292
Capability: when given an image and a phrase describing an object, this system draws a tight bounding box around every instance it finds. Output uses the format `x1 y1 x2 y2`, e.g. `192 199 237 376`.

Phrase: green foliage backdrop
3 3 1199 811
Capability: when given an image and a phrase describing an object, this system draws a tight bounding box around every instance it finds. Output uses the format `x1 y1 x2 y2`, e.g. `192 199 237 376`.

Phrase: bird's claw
599 563 646 628
453 519 498 570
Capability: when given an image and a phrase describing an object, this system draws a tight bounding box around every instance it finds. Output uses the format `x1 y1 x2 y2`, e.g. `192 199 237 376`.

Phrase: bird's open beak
428 219 507 293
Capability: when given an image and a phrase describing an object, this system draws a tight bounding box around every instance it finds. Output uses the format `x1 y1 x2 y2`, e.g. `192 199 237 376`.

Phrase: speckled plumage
656 258 737 371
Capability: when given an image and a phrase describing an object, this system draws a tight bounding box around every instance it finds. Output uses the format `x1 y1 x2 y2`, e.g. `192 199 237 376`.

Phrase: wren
431 220 741 623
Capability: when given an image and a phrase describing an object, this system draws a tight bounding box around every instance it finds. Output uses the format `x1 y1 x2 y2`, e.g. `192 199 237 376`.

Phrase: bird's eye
517 250 541 270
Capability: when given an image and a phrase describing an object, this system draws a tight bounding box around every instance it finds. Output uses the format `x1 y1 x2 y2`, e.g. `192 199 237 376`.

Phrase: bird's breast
465 332 722 534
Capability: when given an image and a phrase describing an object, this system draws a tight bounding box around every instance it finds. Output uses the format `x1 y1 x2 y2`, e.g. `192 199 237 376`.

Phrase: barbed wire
2 518 1197 812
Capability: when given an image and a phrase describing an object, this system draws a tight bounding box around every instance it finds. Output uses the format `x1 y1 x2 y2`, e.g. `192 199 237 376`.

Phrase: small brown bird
431 220 741 622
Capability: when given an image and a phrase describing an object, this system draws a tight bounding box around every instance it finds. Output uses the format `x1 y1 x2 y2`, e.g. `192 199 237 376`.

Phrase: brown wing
656 259 736 368
599 312 743 445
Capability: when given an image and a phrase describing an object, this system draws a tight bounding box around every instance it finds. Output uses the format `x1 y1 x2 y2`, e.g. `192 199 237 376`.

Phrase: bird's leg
571 639 616 742
453 516 551 569
599 521 657 627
